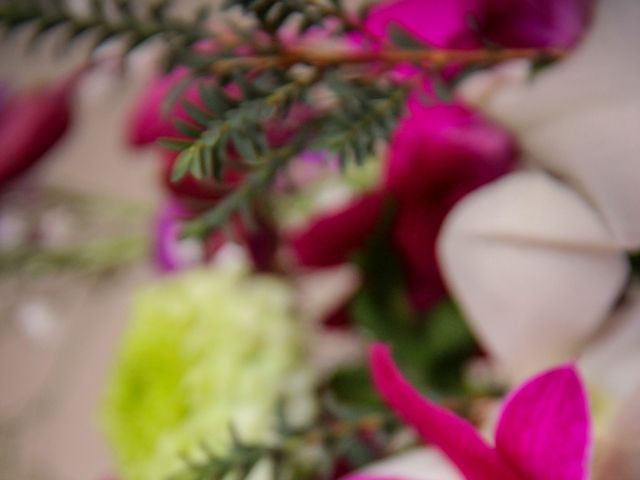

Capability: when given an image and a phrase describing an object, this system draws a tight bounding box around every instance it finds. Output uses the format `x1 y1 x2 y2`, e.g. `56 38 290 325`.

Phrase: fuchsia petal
495 365 591 480
370 343 520 480
483 0 593 48
385 102 517 206
290 191 386 268
0 78 74 189
364 0 485 49
126 68 205 147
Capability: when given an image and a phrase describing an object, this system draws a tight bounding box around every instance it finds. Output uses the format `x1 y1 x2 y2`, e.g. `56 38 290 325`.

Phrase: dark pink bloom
391 202 447 310
290 191 386 267
0 77 75 189
363 0 591 50
386 102 517 206
126 67 205 147
364 0 485 49
159 150 245 210
291 102 516 311
482 0 593 49
357 343 591 480
152 198 278 273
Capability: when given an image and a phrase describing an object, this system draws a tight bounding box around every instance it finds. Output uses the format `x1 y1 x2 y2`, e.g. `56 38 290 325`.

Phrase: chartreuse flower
101 264 314 480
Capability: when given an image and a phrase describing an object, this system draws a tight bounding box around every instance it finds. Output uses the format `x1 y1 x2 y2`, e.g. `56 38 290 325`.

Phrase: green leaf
182 101 213 126
174 119 203 138
171 148 196 182
231 131 259 164
387 23 427 50
158 138 193 152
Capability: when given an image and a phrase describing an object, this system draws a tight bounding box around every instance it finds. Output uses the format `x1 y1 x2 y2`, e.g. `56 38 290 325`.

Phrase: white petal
481 0 640 131
581 285 640 408
466 0 640 248
438 171 628 380
358 448 462 480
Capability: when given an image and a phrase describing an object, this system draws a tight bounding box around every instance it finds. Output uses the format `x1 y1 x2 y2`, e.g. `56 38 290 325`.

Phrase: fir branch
174 74 407 238
223 0 353 35
316 79 408 166
181 147 295 239
165 69 320 184
0 0 211 55
173 401 402 480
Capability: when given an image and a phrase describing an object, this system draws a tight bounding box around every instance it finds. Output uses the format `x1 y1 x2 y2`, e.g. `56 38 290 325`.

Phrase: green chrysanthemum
101 263 313 480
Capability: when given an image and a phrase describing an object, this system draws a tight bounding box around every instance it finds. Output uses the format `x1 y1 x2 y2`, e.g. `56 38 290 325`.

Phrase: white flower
463 0 640 249
438 171 628 380
438 0 640 473
439 0 640 380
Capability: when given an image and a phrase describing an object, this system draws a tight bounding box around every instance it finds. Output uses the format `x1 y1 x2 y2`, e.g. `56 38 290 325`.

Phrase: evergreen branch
181 147 295 239
173 401 401 480
0 0 211 55
316 80 409 166
166 69 320 184
223 0 352 35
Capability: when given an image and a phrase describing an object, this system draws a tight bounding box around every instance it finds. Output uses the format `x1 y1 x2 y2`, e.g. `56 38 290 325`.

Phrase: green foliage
0 0 211 55
317 76 408 168
173 397 402 480
163 71 312 184
349 199 477 396
173 74 408 238
224 0 350 34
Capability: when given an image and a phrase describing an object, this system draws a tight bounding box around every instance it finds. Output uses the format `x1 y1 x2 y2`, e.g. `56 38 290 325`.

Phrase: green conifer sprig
317 76 409 167
0 0 210 55
224 0 353 35
173 398 403 480
0 0 566 240
177 76 408 239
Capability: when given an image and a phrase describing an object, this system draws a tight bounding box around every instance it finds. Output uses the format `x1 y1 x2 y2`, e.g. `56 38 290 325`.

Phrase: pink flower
0 77 76 189
290 190 386 268
355 343 591 480
385 102 517 206
290 102 516 311
482 0 593 49
363 0 592 50
364 0 485 49
159 150 245 210
126 67 206 147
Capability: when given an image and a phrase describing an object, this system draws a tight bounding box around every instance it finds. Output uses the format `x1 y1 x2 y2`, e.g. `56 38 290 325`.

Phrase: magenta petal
126 68 205 147
495 365 591 480
370 343 520 480
483 0 593 48
289 191 386 268
364 0 485 49
0 78 74 189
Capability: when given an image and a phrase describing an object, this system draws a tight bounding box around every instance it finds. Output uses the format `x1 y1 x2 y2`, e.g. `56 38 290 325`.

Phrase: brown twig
211 46 565 74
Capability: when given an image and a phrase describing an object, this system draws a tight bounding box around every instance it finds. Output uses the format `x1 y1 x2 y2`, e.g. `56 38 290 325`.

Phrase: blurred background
0 10 166 479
